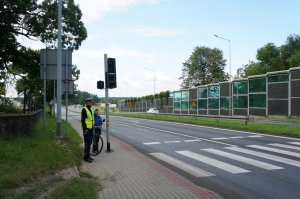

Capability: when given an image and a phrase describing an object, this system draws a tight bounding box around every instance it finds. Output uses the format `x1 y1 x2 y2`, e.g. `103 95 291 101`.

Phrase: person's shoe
88 157 94 161
84 158 92 163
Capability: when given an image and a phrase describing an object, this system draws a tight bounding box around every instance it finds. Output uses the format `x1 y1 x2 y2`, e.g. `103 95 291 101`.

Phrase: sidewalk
68 116 222 199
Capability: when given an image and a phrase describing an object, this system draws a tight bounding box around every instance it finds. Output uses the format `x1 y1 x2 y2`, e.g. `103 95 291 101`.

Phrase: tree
74 90 100 105
237 34 300 77
179 46 228 89
281 34 300 67
0 0 87 92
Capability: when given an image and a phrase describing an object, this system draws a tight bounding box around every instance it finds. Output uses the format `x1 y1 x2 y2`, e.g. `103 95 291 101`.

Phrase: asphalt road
108 116 300 199
67 110 300 199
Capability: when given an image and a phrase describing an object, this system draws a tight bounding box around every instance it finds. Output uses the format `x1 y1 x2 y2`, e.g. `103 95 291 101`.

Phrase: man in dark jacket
81 98 94 163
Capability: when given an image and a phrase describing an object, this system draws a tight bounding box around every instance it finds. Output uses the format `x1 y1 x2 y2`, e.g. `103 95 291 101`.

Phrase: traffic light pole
104 54 111 152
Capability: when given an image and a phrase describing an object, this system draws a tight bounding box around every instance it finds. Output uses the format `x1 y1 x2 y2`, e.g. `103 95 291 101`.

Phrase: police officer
81 97 94 163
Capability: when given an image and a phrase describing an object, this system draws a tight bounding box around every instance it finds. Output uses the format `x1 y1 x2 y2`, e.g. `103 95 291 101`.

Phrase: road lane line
211 137 229 140
289 142 300 146
268 143 300 151
247 135 264 138
150 153 215 177
247 145 300 158
143 142 161 145
202 148 283 170
176 150 250 174
226 147 300 167
164 141 181 144
184 139 202 142
229 136 246 139
113 117 300 141
117 122 235 147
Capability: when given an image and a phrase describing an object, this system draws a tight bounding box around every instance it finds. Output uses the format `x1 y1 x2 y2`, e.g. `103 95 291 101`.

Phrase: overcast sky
19 0 300 98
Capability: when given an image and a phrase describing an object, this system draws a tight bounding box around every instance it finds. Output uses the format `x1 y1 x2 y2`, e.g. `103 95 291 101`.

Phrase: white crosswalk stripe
268 143 300 151
289 142 300 146
226 146 300 167
202 148 283 170
247 145 300 158
176 150 250 174
150 153 215 177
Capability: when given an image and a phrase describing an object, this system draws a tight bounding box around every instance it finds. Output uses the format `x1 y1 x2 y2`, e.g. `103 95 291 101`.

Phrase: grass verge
44 178 99 199
0 116 99 198
112 113 300 138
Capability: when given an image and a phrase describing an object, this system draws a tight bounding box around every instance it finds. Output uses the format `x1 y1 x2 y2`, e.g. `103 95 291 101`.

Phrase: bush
0 97 21 113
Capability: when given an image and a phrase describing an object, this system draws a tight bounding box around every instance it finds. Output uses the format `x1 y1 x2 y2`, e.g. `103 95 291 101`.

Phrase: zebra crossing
149 142 300 177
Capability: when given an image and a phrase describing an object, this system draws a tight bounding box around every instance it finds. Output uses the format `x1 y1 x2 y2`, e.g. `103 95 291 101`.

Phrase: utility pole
104 54 111 152
56 0 62 138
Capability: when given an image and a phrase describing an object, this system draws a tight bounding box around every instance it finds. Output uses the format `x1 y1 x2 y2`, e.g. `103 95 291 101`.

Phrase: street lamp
214 34 232 115
214 35 231 81
145 67 156 108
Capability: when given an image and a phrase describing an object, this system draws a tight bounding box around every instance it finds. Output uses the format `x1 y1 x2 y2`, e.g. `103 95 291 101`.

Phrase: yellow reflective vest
84 107 94 129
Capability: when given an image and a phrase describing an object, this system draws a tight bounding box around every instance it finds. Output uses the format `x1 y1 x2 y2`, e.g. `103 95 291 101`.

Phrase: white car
146 108 159 113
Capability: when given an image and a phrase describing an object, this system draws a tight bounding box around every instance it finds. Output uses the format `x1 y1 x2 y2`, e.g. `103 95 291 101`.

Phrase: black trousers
93 128 101 152
83 128 93 159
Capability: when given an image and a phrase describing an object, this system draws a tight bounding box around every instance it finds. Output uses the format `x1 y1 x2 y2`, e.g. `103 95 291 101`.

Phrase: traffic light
97 80 104 89
107 58 117 89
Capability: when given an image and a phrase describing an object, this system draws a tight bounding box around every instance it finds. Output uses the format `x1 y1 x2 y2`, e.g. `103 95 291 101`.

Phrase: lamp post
214 34 232 115
214 35 231 81
145 67 156 108
56 0 62 138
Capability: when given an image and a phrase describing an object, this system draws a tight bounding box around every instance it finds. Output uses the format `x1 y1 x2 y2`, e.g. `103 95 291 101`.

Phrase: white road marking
176 150 250 174
289 142 300 146
150 153 215 177
183 139 202 142
248 145 300 158
143 142 161 145
115 117 300 141
229 136 246 139
247 135 264 138
268 143 300 151
202 148 283 170
211 137 229 140
163 141 181 144
226 147 300 167
118 122 235 147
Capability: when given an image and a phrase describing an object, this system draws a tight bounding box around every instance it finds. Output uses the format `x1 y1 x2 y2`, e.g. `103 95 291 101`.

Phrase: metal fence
118 67 300 117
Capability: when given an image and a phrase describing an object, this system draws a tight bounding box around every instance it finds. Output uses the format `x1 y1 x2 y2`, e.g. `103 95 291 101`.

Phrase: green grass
255 116 300 123
112 113 300 138
44 178 99 199
0 116 86 198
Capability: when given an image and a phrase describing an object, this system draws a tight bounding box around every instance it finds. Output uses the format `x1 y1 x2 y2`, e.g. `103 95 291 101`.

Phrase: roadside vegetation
0 116 99 198
112 113 300 138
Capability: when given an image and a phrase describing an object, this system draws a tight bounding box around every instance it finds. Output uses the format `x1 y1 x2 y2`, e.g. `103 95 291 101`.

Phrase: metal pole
229 40 232 116
56 0 62 139
214 35 232 115
154 70 156 108
53 80 56 117
288 71 291 117
43 49 47 128
104 54 111 151
65 50 69 136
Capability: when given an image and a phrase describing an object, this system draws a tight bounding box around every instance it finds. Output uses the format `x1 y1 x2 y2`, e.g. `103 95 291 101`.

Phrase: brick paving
68 116 222 199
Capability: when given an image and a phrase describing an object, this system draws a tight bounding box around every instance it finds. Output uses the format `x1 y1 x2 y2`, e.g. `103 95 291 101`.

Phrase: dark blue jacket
94 113 103 127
